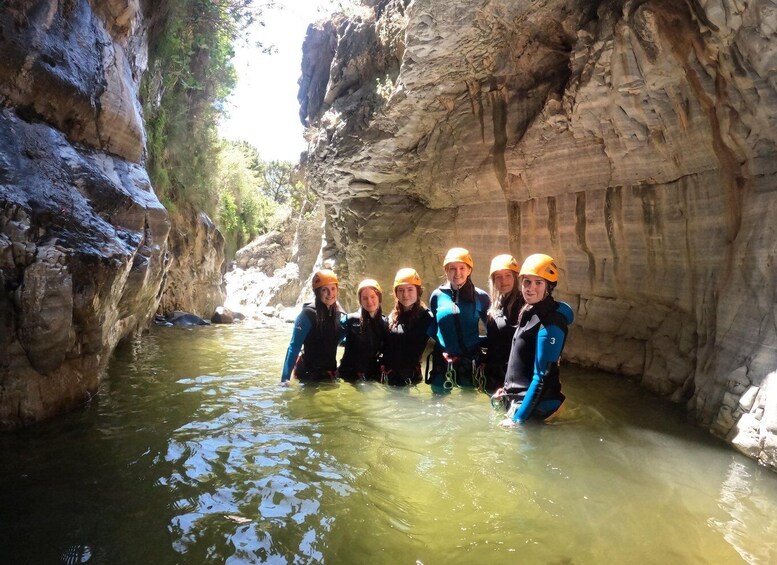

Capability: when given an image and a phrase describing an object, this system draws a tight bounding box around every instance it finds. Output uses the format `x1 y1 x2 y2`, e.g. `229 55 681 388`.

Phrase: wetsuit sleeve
556 301 575 325
479 293 491 325
427 293 439 340
512 323 565 422
339 313 349 346
281 312 313 382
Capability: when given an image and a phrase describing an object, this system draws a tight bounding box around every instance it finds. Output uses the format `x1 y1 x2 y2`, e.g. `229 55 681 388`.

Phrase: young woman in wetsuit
380 268 433 386
483 254 523 394
427 247 491 393
338 279 388 381
280 269 346 383
496 254 574 424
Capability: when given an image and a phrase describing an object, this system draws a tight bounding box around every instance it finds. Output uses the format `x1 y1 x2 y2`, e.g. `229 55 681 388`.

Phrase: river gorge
2 0 777 560
2 320 777 563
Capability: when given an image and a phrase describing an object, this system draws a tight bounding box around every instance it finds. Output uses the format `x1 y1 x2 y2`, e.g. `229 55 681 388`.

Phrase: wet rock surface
0 1 169 427
299 0 777 468
225 206 326 318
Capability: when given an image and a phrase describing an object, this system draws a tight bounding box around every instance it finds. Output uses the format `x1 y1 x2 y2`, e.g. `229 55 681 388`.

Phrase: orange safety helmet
311 269 339 289
489 254 520 277
443 247 474 269
357 278 382 298
519 253 559 283
393 267 422 288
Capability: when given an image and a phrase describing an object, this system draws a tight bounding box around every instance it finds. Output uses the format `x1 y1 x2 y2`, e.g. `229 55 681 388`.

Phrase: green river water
2 319 776 564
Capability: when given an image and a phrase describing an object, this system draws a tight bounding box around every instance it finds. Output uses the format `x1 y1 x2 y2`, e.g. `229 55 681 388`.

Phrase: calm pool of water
2 319 776 564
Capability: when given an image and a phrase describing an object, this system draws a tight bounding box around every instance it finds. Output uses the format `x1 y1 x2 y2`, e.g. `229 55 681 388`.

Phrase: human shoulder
298 302 316 321
555 301 574 325
475 286 491 307
537 299 570 329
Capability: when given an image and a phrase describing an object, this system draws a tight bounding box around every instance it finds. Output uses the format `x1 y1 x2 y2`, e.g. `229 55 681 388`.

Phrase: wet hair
313 287 345 331
488 271 521 319
389 285 426 330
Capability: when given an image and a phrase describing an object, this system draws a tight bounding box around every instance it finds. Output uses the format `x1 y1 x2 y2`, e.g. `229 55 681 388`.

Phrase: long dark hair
313 288 345 331
389 285 426 329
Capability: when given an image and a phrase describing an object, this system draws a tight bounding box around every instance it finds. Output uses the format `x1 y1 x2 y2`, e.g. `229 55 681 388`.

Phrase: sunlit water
2 319 777 564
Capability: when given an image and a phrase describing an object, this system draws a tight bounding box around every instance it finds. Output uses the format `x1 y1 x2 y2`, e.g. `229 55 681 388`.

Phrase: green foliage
140 0 317 259
141 0 272 218
214 140 313 257
216 140 276 256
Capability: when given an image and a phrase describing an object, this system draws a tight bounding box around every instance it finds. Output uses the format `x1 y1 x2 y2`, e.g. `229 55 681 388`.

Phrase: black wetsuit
503 296 572 422
281 302 345 382
381 306 433 385
338 309 388 381
484 295 523 394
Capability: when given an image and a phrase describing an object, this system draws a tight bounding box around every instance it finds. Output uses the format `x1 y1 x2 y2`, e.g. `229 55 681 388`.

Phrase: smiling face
521 275 548 305
492 269 516 295
318 283 338 307
395 284 418 309
445 262 471 288
359 287 381 316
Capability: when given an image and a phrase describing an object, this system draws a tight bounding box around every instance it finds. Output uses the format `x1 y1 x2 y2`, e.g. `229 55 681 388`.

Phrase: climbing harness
472 362 486 392
444 358 457 390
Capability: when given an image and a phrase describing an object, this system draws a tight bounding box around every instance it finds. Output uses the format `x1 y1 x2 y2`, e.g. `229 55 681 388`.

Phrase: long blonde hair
488 271 521 319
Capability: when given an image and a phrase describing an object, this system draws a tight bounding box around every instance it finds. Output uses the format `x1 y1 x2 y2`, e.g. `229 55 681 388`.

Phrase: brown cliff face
0 0 176 427
300 0 777 468
158 209 226 318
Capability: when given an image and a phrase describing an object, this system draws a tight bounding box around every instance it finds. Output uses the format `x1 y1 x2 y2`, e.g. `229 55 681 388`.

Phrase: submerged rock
154 311 210 327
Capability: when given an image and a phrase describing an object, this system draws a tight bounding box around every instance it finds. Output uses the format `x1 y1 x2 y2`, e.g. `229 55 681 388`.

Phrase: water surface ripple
1 320 776 564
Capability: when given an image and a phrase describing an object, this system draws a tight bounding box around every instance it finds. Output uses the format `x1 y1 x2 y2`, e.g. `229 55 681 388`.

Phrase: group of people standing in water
280 247 573 425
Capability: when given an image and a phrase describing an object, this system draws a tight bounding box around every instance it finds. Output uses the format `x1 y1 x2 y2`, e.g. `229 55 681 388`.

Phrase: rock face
0 1 169 427
225 206 326 317
157 209 226 318
299 0 777 468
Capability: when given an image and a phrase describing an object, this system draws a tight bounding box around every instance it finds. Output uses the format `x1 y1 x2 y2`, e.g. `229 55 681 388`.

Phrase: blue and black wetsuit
381 306 433 386
503 296 573 422
281 302 346 382
338 309 388 381
484 295 523 394
427 279 491 392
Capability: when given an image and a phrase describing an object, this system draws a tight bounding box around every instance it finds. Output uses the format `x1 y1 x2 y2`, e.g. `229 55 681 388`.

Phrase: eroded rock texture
0 1 169 427
157 209 226 318
300 0 777 468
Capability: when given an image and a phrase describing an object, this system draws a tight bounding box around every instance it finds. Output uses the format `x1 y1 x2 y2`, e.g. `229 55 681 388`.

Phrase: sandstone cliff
158 208 226 317
0 1 223 427
299 0 777 468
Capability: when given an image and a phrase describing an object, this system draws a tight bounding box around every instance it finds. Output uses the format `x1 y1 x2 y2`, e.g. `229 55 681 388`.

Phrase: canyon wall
0 1 223 427
299 0 777 468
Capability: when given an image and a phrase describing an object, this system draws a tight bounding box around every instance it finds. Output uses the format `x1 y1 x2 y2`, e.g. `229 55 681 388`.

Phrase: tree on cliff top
141 1 272 215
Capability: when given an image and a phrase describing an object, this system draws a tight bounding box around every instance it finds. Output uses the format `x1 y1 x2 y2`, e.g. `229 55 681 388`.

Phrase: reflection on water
1 319 777 564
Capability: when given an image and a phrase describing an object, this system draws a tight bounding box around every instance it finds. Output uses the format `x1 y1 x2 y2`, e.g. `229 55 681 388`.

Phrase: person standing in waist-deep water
427 247 491 393
496 253 574 424
338 279 388 381
380 268 434 386
280 269 346 384
483 254 524 394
